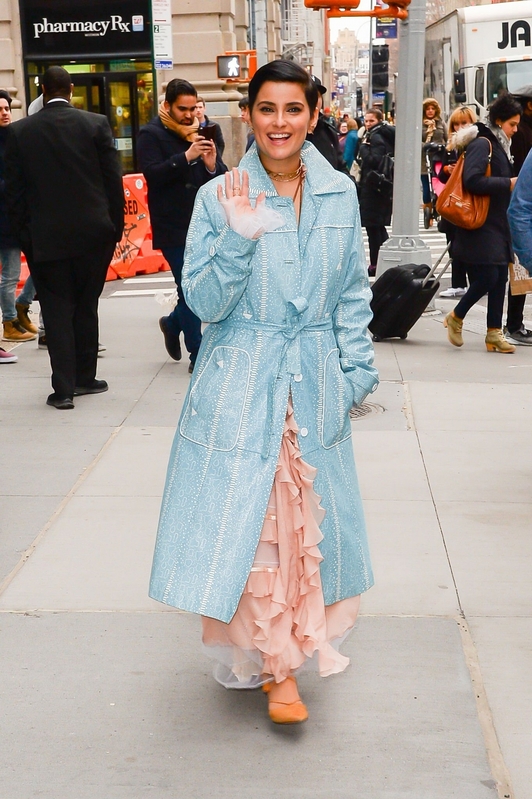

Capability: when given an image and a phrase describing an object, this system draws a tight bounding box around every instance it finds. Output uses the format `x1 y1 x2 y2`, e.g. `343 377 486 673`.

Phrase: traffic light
372 44 389 91
217 55 242 80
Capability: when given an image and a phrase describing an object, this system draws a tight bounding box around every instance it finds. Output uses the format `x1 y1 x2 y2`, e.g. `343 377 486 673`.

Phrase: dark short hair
196 96 205 105
488 91 522 125
165 79 197 105
238 96 249 110
0 89 12 107
248 60 319 115
42 66 72 96
366 107 383 122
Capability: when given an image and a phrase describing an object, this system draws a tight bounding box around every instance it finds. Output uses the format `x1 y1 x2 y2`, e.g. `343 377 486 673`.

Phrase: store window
20 1 154 173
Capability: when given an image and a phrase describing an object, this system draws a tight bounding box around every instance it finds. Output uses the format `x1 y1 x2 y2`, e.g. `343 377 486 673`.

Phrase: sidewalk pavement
1 286 531 799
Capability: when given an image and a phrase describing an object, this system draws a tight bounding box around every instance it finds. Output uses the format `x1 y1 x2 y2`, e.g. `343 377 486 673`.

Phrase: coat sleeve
464 138 512 196
95 117 125 241
360 131 387 170
137 127 189 187
137 126 227 189
343 132 358 171
3 130 30 250
333 195 379 405
182 185 259 322
508 149 532 271
214 123 225 156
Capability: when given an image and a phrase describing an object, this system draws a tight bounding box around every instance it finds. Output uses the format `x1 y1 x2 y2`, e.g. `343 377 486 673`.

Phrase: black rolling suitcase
369 248 450 342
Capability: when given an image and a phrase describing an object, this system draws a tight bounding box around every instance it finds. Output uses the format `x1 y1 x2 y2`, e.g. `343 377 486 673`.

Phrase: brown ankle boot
443 312 463 347
485 328 515 353
15 303 38 334
2 320 36 342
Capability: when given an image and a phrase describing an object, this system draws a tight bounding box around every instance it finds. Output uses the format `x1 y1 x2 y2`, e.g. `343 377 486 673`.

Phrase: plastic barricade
16 173 169 291
107 173 169 280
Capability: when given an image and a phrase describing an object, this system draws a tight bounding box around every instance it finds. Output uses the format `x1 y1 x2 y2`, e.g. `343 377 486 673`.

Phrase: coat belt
223 300 334 458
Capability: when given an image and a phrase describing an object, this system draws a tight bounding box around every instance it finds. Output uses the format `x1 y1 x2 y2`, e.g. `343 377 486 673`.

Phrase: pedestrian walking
194 96 225 156
443 92 521 353
0 89 36 343
238 96 255 152
337 120 349 155
508 147 532 273
4 67 124 408
343 118 360 173
149 60 378 725
502 85 532 346
436 106 478 299
357 107 395 275
421 98 447 226
306 76 346 171
137 79 227 373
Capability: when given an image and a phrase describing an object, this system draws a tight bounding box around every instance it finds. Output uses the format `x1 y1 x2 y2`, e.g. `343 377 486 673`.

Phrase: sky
328 0 383 45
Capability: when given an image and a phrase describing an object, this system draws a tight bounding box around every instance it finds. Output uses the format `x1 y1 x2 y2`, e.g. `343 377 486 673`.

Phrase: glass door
70 76 104 115
107 79 135 174
67 71 154 173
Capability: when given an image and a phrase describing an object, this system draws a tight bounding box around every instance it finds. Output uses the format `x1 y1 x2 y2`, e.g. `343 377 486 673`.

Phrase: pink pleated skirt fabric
201 401 361 689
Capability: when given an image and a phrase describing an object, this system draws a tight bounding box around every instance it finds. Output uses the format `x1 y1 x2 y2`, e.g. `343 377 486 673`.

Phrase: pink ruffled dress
201 401 360 688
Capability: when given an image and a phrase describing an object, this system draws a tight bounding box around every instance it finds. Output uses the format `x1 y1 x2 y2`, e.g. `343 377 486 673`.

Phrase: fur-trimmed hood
423 97 442 118
447 123 478 152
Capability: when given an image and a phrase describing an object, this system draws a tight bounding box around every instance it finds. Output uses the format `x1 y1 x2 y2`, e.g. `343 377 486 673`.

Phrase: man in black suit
4 66 124 409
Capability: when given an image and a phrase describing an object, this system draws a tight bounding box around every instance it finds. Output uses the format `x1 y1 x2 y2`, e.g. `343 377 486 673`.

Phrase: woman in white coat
149 61 378 724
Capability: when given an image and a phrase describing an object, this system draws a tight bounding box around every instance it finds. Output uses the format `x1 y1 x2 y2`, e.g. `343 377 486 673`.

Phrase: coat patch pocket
320 348 355 449
180 346 251 451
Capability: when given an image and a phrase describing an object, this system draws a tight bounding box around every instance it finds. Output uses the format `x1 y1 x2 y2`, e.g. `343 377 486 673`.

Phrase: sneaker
368 265 376 277
0 346 18 363
38 334 47 349
504 325 532 346
439 287 467 298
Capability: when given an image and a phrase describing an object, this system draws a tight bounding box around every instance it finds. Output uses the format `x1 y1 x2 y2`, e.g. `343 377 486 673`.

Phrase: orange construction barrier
107 173 169 280
16 173 169 291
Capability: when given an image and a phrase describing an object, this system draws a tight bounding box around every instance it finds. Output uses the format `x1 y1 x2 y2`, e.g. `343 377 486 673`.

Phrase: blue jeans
162 246 202 363
0 247 21 322
421 174 431 204
17 274 36 306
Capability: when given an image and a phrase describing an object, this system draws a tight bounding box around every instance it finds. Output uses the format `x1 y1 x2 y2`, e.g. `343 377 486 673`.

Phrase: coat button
294 373 302 382
300 427 308 437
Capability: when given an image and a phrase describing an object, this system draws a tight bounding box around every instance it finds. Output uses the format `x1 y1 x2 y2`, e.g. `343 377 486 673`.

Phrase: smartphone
200 124 218 142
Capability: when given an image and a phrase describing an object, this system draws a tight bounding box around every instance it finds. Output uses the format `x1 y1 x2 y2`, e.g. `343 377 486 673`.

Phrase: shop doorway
26 62 155 173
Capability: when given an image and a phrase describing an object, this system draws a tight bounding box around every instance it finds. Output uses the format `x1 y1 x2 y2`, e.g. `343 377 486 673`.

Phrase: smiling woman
149 60 378 726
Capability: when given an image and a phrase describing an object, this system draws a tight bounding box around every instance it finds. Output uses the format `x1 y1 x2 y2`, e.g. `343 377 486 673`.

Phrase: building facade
0 0 326 170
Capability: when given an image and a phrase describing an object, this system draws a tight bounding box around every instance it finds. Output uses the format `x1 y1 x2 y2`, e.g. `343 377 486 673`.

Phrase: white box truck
425 0 532 120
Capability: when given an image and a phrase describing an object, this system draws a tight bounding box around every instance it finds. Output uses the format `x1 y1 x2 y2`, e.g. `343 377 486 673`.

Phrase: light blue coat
149 142 378 623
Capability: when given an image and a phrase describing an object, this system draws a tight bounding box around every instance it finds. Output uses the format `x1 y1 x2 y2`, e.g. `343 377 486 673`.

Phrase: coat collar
239 141 350 198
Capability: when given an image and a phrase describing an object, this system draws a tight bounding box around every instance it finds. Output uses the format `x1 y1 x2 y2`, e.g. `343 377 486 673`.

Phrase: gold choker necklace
265 161 305 182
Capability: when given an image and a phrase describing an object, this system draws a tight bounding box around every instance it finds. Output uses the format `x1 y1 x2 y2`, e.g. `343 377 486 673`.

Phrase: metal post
254 0 269 67
367 13 373 109
375 0 431 276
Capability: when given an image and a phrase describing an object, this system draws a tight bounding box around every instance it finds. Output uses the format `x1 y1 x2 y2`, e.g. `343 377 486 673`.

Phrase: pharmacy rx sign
21 0 152 59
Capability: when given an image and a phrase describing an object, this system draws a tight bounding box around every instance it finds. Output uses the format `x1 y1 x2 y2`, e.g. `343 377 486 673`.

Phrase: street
1 268 531 798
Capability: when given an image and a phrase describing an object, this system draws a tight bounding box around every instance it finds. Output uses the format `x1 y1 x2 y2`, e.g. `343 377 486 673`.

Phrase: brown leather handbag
436 139 492 229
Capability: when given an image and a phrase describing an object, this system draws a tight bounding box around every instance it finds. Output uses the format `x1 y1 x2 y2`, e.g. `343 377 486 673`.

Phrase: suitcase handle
421 243 451 287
